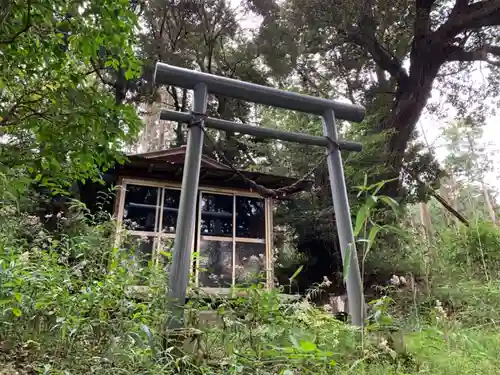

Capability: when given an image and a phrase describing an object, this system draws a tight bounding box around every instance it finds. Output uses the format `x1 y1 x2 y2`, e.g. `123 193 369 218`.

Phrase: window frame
196 191 268 292
115 178 182 266
114 177 273 293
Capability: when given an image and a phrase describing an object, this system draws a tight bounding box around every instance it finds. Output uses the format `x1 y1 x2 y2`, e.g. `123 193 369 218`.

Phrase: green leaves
299 340 317 352
0 0 142 190
351 177 405 268
289 334 300 349
12 307 22 317
378 195 399 213
289 265 304 283
290 335 318 352
354 205 369 237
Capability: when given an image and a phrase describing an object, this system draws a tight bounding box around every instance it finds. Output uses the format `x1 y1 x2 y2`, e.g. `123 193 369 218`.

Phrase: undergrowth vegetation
1 194 500 374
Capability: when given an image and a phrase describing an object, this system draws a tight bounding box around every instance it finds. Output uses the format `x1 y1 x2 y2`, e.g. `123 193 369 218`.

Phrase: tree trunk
448 174 459 211
379 61 441 197
482 182 497 225
419 201 433 240
439 182 454 226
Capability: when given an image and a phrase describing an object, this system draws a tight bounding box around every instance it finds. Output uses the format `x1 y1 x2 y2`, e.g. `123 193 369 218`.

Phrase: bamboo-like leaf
289 265 304 282
140 323 157 359
289 334 300 349
379 196 399 212
354 205 369 237
12 307 22 317
363 225 382 261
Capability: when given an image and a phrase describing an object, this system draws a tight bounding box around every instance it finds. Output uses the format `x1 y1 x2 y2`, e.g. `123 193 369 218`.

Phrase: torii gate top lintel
154 62 365 123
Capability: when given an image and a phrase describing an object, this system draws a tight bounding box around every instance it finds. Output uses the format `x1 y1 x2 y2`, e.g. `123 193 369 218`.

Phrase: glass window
200 193 233 237
161 188 181 233
234 242 266 286
235 196 265 238
123 184 159 232
117 182 271 290
120 184 182 275
196 192 269 289
198 240 233 288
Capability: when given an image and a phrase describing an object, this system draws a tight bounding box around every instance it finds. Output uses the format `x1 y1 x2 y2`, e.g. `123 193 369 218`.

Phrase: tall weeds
1 187 500 374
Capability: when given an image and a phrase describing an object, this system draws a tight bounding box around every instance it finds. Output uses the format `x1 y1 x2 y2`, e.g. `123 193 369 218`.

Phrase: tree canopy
0 0 142 190
136 0 270 166
247 0 500 197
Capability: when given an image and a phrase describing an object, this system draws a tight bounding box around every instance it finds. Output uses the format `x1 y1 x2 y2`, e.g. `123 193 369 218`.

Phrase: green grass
404 327 500 374
2 207 500 374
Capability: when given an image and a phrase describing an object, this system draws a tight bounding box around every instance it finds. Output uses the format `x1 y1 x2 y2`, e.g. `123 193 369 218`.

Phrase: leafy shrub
0 206 170 374
0 202 421 374
2 192 500 374
436 221 500 280
431 280 500 326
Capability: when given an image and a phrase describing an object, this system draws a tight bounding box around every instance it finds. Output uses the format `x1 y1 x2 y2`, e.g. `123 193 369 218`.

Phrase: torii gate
154 62 366 327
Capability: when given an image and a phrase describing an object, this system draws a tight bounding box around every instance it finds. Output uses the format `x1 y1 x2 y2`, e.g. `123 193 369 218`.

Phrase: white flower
322 276 332 287
389 275 400 286
124 219 139 230
378 338 391 352
56 212 62 219
378 338 397 358
19 252 30 264
434 300 447 320
25 215 40 226
0 205 16 216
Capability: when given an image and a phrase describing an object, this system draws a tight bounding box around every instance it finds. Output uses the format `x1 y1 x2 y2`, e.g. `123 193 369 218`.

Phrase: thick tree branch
1 106 53 127
437 0 500 40
0 0 31 45
446 44 500 66
348 0 410 86
414 0 436 39
181 88 188 112
157 6 169 40
90 59 117 88
90 59 128 105
459 0 500 28
168 86 181 111
347 30 409 86
1 93 43 126
450 0 470 17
